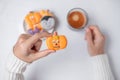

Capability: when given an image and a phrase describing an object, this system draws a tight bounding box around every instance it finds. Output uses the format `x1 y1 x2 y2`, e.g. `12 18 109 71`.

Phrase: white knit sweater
6 52 115 80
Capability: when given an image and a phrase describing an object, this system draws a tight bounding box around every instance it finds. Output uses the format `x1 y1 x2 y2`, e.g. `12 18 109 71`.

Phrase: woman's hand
13 32 55 63
85 25 105 56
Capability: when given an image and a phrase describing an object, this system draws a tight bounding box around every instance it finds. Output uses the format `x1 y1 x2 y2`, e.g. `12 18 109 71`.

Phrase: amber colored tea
67 10 87 29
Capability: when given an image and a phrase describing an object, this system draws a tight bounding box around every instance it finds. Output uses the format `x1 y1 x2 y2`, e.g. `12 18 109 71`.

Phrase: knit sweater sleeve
6 51 115 80
91 54 115 80
6 51 30 80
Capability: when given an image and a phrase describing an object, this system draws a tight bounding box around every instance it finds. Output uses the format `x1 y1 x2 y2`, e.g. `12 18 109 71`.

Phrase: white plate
23 10 56 35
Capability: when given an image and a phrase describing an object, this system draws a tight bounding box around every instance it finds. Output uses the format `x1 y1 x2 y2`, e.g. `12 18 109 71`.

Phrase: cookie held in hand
46 32 67 50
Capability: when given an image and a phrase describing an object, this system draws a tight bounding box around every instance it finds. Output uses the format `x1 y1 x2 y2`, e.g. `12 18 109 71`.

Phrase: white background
0 0 120 80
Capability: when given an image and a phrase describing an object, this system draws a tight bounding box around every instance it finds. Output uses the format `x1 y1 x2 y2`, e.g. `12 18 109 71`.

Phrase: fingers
54 32 58 36
24 32 52 48
28 39 42 54
17 34 32 44
31 49 55 60
85 28 93 46
85 25 103 45
89 25 103 36
34 40 42 51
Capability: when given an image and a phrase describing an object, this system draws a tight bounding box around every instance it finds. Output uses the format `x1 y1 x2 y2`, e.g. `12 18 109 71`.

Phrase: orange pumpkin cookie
46 32 67 50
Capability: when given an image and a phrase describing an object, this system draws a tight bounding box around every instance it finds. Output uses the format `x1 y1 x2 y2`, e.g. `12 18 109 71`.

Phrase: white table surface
0 0 120 80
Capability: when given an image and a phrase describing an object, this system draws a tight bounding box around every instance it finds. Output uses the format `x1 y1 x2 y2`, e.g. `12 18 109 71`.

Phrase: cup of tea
67 8 88 30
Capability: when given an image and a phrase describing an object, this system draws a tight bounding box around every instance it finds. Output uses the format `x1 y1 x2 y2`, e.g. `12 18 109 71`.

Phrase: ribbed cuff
91 54 109 67
6 51 30 74
91 54 114 80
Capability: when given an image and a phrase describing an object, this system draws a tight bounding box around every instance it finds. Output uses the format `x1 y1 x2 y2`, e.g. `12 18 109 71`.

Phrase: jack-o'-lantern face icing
52 35 60 49
46 32 67 50
24 10 55 35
